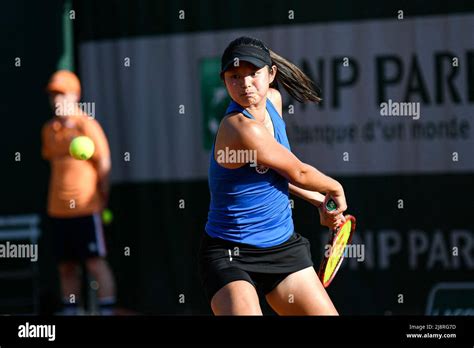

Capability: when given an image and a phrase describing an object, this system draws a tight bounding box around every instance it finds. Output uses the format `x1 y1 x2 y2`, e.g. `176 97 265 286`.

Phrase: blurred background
1 0 473 315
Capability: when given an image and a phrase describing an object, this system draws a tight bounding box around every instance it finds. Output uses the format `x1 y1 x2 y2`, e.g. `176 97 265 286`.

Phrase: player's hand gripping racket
318 199 356 288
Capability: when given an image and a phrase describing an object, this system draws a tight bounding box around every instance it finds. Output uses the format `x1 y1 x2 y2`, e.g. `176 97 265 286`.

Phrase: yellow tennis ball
69 136 95 160
102 208 113 225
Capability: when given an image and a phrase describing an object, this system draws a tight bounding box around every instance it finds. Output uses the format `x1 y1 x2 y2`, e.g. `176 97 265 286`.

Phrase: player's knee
58 262 78 277
211 296 261 315
211 281 261 315
85 257 106 276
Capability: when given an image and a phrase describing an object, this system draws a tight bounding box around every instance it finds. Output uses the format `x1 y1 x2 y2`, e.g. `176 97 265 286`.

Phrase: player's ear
268 65 277 84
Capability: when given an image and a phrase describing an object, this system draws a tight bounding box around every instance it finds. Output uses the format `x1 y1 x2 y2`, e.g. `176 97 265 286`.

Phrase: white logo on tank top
255 164 269 174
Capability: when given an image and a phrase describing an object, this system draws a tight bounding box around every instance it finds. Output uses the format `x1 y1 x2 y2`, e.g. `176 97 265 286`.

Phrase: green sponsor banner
200 58 230 150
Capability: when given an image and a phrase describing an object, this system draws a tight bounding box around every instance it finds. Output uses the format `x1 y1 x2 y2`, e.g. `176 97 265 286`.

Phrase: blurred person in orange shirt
42 70 116 315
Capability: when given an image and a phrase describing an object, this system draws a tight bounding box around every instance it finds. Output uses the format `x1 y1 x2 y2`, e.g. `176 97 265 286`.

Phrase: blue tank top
205 98 294 247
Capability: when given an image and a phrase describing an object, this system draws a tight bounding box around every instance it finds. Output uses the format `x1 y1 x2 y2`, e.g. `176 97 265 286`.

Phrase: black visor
221 45 272 73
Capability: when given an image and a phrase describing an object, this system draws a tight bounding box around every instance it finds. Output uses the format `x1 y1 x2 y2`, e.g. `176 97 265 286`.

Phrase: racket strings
323 220 353 283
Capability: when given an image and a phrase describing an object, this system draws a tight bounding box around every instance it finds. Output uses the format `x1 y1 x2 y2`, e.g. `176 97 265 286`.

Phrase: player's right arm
41 124 52 160
232 119 347 215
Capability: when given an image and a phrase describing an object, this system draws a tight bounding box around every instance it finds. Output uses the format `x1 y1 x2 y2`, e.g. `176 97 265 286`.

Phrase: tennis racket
318 199 356 288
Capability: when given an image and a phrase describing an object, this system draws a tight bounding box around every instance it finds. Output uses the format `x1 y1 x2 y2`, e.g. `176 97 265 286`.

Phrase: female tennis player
200 36 347 315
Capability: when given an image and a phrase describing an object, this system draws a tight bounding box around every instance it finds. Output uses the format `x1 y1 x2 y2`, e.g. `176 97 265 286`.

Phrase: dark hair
223 36 321 103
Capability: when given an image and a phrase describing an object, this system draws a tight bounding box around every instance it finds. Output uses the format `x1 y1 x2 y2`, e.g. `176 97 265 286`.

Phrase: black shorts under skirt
198 232 314 302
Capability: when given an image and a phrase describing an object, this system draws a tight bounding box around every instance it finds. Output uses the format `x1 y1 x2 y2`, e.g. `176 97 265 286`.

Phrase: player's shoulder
222 112 267 141
267 88 283 118
42 119 55 132
81 115 103 130
43 118 55 127
267 87 282 102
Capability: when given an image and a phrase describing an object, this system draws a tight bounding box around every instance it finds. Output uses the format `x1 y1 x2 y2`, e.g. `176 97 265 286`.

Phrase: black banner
0 315 473 345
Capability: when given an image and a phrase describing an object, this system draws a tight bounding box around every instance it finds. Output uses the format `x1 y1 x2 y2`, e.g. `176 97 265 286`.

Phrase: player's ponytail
269 49 321 103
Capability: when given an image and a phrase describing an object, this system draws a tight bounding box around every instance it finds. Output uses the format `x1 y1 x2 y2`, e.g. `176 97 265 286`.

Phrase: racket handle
326 198 337 211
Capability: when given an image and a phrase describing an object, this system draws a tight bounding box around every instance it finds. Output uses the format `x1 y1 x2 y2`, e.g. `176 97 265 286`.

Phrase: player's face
49 92 80 116
223 61 276 107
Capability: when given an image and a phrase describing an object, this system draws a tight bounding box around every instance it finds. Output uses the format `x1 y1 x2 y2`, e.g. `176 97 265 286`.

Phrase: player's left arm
288 183 343 229
288 183 324 207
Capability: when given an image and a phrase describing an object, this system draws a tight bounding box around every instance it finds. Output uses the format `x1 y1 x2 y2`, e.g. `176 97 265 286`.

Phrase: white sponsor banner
79 14 474 183
337 229 474 271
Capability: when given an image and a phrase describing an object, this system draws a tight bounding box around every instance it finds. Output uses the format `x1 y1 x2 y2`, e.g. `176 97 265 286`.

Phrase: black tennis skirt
198 231 314 301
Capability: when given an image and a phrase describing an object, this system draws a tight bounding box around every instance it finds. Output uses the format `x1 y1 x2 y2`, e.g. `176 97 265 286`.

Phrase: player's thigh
211 280 262 315
265 266 338 315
